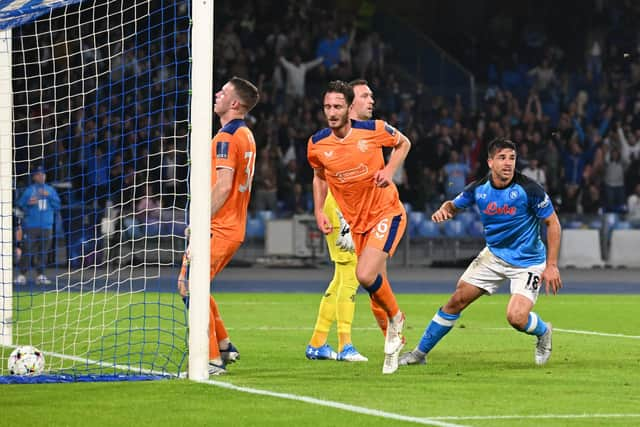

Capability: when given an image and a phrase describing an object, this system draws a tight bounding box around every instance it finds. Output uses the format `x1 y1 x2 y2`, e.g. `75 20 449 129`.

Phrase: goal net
0 0 199 382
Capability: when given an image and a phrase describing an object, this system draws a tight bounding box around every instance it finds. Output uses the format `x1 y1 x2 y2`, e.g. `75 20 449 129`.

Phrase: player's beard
327 111 349 130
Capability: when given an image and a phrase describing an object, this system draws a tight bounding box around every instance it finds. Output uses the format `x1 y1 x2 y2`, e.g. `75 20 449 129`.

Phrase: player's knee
444 291 469 313
355 268 376 288
506 309 528 330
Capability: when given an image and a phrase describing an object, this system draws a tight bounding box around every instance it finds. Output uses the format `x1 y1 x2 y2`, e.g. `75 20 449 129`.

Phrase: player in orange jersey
178 76 259 376
306 79 388 363
350 79 392 339
307 80 412 374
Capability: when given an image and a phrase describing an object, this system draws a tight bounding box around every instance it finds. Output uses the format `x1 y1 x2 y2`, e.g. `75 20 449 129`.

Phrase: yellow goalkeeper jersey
323 190 357 264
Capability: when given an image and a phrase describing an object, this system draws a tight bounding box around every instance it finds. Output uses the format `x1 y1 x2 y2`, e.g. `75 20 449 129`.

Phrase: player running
305 80 376 363
178 76 259 375
307 80 412 374
399 138 562 368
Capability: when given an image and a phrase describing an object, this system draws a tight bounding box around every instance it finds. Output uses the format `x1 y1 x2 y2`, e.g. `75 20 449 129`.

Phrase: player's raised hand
315 211 333 234
373 167 392 188
541 264 562 295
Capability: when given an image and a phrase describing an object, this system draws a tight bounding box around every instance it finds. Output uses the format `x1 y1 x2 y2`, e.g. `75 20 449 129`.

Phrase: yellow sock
309 269 338 348
336 260 358 352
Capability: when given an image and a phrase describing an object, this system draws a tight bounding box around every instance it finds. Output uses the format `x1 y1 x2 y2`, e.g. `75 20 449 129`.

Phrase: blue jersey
17 183 61 230
453 172 554 267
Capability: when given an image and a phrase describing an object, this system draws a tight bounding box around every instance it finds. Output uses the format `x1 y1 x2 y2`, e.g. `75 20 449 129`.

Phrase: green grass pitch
1 292 639 426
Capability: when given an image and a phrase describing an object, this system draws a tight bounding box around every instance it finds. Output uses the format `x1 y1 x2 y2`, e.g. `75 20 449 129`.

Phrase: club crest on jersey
509 190 519 200
357 139 368 152
324 150 334 157
483 201 516 216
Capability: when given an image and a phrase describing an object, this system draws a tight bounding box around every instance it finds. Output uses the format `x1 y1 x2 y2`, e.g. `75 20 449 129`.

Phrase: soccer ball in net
8 346 45 376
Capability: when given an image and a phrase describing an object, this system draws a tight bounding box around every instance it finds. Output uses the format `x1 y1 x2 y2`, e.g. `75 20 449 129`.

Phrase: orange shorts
352 211 407 257
210 236 242 279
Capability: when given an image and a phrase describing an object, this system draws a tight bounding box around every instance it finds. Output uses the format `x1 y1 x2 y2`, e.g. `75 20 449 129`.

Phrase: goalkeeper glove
335 209 355 252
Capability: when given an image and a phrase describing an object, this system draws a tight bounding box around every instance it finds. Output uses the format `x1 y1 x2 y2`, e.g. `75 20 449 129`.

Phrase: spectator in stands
602 145 626 212
278 158 306 215
522 158 547 190
316 28 350 70
279 54 324 110
579 183 603 215
15 166 61 286
124 184 163 239
442 150 470 200
627 183 640 227
528 58 557 102
252 146 279 212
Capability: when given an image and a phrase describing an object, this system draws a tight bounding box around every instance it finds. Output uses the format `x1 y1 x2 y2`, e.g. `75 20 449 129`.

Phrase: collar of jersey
332 127 353 142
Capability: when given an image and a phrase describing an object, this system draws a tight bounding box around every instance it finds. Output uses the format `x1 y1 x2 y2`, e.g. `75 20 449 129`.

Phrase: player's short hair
325 80 354 105
488 138 516 158
229 76 260 112
348 78 368 88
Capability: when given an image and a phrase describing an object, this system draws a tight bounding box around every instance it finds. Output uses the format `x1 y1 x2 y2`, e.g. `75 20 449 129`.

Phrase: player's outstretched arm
541 211 562 295
431 200 458 223
312 169 332 234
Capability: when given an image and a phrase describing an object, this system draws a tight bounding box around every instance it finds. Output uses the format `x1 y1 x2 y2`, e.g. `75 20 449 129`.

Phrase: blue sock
364 274 382 296
417 308 460 353
523 312 548 336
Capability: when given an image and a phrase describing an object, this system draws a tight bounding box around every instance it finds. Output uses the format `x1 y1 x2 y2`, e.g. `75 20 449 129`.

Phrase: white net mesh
1 0 192 380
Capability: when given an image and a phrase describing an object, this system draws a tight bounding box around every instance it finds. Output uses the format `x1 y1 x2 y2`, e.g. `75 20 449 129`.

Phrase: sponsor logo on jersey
537 194 551 209
324 150 334 157
482 201 516 216
335 163 368 182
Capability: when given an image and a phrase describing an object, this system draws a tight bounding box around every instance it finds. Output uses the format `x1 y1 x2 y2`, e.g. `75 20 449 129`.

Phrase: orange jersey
211 118 256 242
307 119 404 234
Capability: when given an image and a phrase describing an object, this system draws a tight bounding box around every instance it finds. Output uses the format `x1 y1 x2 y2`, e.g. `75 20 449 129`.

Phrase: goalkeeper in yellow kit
305 79 379 362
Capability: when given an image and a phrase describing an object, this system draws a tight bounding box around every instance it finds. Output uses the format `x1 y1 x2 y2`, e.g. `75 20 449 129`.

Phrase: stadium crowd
214 0 640 224
12 0 640 240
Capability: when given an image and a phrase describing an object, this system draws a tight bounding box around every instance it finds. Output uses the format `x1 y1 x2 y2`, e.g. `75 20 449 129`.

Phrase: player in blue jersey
399 138 562 367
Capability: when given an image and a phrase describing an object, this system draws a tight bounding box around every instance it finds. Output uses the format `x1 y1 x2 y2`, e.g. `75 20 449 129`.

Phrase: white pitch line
202 378 469 427
430 413 640 421
554 328 640 339
485 327 640 339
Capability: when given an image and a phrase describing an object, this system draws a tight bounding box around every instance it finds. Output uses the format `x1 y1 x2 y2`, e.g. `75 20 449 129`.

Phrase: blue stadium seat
245 217 264 239
409 210 425 226
588 219 603 230
444 220 466 237
467 220 484 237
456 211 476 227
417 219 440 238
614 221 632 230
257 210 275 223
563 220 584 229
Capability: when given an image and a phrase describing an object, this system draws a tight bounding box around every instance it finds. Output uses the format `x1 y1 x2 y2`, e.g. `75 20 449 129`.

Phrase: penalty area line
202 378 469 427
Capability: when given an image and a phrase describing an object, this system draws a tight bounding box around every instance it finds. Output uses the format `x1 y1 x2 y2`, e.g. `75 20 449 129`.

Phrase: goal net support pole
188 0 213 381
0 29 12 347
